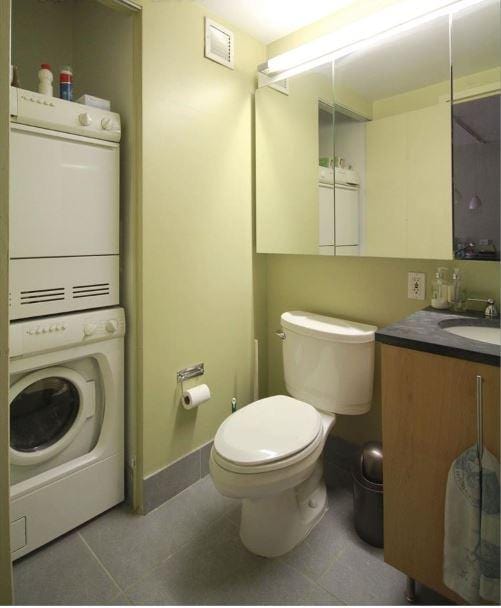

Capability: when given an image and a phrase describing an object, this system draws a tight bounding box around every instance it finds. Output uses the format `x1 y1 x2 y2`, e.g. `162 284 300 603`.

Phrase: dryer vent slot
20 288 65 305
72 283 111 299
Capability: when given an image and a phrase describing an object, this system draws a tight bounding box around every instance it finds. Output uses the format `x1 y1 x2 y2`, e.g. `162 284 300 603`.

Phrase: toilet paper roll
183 384 211 410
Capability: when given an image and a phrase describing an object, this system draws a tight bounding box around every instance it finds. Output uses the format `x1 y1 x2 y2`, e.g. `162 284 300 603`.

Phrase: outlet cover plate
408 272 426 300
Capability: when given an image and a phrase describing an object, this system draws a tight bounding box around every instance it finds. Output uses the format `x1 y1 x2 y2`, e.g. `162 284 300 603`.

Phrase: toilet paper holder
177 363 204 384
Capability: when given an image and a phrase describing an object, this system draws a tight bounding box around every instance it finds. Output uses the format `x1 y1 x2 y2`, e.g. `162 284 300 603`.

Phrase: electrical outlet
408 272 426 300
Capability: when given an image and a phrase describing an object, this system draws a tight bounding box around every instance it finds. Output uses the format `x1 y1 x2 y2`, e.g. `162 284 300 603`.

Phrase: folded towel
443 445 500 604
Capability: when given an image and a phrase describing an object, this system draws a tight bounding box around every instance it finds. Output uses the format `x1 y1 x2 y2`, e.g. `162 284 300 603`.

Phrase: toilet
210 311 377 558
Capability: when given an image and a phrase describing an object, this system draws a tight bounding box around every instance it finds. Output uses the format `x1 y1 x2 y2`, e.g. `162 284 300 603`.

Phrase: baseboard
142 441 213 514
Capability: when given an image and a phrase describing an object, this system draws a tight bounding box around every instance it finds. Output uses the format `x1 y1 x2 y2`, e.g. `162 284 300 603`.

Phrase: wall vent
20 287 65 305
72 283 110 299
258 72 289 95
204 18 234 70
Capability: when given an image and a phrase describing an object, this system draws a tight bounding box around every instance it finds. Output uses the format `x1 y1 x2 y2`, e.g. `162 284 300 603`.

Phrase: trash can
352 441 384 548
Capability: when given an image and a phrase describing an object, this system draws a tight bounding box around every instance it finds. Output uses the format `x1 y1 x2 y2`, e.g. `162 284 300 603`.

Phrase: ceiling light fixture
259 0 486 84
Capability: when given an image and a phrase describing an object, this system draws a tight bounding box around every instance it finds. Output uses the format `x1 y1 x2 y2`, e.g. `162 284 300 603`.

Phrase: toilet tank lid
281 311 377 343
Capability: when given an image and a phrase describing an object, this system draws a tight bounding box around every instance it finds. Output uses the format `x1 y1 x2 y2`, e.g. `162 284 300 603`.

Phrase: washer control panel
10 87 121 143
10 307 126 358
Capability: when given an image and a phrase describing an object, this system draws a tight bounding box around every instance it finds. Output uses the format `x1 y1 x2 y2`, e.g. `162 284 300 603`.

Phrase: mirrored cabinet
452 0 500 261
256 0 500 260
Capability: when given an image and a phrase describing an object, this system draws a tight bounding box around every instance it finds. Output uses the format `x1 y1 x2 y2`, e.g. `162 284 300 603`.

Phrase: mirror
256 64 334 255
452 0 500 261
256 12 454 258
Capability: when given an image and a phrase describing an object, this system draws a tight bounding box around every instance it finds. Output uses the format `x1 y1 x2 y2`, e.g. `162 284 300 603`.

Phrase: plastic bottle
38 63 53 96
59 66 73 101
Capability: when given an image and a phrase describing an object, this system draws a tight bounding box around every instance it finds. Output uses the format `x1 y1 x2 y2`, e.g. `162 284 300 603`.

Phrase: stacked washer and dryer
9 87 126 558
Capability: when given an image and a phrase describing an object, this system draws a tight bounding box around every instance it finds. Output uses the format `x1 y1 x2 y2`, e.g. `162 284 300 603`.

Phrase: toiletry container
38 64 53 97
59 66 73 101
431 267 450 309
448 268 464 311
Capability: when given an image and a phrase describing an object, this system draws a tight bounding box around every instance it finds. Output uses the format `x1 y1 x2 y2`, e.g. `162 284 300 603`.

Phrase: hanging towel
443 445 500 604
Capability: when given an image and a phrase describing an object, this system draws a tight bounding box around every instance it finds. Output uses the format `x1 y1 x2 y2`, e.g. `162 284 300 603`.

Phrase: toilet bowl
210 311 377 558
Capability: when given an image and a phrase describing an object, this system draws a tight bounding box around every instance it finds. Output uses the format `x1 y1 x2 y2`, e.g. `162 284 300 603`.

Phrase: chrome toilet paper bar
176 363 204 383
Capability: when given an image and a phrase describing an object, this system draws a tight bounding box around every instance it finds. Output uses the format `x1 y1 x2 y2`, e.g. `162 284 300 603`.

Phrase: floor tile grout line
77 531 126 598
119 510 237 595
282 557 347 606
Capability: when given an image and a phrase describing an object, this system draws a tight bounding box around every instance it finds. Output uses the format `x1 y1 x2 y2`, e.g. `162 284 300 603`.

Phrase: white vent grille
20 287 65 305
205 18 234 70
72 283 111 299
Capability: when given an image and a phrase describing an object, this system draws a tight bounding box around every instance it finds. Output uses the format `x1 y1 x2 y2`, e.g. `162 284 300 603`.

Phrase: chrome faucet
466 298 499 319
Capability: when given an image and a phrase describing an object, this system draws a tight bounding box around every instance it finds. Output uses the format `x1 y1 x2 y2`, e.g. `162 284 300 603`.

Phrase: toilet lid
214 395 322 466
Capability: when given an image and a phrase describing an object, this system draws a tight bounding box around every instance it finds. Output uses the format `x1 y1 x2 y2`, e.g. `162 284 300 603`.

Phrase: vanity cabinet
381 344 500 602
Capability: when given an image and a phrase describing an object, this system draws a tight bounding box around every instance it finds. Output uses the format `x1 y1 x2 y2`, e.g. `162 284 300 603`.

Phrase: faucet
466 298 499 319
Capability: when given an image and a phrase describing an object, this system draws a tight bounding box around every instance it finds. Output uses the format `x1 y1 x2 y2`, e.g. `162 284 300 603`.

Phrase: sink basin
441 324 501 345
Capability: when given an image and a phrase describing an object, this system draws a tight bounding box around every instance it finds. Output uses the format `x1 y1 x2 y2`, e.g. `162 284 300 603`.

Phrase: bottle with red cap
59 66 73 101
38 63 53 97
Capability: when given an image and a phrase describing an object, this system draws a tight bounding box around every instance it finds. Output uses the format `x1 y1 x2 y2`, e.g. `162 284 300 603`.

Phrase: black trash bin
352 441 383 548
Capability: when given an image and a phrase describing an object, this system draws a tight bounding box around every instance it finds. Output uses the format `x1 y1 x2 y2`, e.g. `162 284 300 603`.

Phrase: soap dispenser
431 267 450 309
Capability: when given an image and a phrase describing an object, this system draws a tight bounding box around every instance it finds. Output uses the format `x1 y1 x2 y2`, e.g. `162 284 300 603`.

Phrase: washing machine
9 307 125 559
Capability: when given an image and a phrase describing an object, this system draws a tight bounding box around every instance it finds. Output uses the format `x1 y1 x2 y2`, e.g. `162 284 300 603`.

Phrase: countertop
376 308 500 367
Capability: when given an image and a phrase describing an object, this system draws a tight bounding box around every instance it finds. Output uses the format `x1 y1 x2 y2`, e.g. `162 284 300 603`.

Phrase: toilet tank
280 311 377 415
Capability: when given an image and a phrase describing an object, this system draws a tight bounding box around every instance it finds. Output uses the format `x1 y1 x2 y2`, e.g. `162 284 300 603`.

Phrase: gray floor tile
108 592 132 605
185 475 239 524
126 516 252 605
318 539 405 605
13 532 121 606
205 559 342 606
80 489 212 590
282 492 355 581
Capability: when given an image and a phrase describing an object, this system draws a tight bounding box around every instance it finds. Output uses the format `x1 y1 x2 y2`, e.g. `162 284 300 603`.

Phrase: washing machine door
10 366 96 466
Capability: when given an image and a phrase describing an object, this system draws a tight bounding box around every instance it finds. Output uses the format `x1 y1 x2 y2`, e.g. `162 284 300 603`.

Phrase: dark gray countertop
376 308 500 366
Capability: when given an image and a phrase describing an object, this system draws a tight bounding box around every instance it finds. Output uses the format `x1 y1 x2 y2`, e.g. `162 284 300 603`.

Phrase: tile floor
13 473 452 606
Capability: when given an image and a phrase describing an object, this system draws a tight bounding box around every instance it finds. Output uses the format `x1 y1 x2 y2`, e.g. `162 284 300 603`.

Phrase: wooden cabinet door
381 345 500 602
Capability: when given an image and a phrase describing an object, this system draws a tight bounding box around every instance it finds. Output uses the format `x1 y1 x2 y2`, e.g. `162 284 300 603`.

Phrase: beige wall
141 0 266 476
0 0 12 602
256 71 332 255
265 255 500 446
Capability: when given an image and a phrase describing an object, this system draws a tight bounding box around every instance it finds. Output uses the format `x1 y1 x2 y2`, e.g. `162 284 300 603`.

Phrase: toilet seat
213 395 322 472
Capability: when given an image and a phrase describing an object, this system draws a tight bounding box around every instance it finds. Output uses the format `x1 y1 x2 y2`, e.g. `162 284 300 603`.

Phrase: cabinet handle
476 374 484 460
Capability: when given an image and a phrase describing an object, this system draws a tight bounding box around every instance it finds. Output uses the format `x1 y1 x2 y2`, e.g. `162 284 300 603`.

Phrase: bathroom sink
440 321 501 345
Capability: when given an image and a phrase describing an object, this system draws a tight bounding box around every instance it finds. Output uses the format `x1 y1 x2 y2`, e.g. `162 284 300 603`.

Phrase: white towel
443 445 500 604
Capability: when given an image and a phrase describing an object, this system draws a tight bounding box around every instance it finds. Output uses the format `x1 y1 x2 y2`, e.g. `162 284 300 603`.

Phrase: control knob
84 323 97 337
101 117 115 131
105 319 118 333
79 112 93 126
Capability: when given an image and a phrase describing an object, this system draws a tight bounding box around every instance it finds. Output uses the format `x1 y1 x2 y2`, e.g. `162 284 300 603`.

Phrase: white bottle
38 63 53 97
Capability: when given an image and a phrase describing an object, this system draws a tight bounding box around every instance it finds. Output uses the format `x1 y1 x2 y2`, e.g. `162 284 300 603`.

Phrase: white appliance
9 307 125 559
9 87 121 320
210 311 376 558
318 183 360 256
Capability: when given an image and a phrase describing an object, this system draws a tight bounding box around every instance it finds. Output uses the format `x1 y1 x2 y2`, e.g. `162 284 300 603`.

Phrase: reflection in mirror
256 63 334 255
256 12 455 258
452 0 500 261
333 15 452 259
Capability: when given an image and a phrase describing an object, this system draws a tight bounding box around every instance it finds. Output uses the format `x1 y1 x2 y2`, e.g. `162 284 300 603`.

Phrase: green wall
265 254 500 446
141 0 266 477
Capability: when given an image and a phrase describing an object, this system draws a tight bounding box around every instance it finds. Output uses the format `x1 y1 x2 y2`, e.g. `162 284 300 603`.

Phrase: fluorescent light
260 0 486 83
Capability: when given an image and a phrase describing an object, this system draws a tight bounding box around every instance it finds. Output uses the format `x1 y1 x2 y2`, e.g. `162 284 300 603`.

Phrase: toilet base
239 460 327 558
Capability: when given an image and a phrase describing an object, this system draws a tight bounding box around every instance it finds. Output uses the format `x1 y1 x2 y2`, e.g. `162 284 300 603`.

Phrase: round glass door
10 377 80 453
